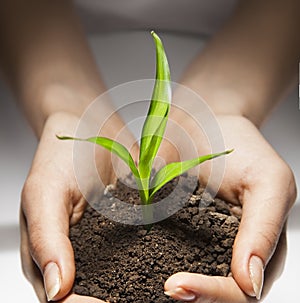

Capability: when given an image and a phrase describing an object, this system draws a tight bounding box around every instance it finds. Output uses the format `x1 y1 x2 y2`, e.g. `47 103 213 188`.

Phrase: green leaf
139 31 171 194
57 134 150 202
56 31 233 220
149 149 233 200
56 135 140 179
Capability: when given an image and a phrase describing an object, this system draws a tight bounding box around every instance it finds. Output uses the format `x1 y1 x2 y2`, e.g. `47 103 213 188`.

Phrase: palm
20 112 137 302
161 114 295 301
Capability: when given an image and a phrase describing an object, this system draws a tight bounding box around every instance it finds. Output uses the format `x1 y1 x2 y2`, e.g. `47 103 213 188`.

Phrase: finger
21 208 123 303
21 177 81 301
20 209 48 302
164 272 255 303
262 226 287 296
231 164 296 299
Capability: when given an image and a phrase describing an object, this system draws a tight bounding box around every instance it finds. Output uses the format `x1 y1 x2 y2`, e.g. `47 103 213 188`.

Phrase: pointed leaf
139 31 171 184
149 150 233 199
56 135 140 179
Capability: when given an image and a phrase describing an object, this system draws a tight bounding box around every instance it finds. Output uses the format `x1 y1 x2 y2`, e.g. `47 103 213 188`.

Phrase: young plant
57 31 232 223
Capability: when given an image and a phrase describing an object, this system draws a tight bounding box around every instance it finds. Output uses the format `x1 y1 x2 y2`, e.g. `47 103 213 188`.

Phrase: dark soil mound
70 176 240 303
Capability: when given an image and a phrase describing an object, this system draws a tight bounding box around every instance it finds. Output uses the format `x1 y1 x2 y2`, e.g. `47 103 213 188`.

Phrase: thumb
164 272 249 303
21 180 79 301
231 166 296 300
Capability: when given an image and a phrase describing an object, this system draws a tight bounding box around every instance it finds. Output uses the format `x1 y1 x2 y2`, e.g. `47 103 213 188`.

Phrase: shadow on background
0 224 20 251
288 202 300 230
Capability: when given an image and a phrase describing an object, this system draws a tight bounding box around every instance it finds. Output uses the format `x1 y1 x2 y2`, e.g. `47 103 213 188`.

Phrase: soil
70 175 241 303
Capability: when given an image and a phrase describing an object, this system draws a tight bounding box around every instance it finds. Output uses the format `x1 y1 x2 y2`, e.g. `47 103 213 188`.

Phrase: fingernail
165 287 196 301
43 262 61 301
249 255 264 300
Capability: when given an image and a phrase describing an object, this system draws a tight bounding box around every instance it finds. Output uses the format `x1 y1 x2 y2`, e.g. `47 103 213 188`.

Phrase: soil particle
70 176 241 302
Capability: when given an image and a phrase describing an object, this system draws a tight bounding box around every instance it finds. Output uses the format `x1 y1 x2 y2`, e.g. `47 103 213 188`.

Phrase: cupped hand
20 111 138 302
160 111 296 302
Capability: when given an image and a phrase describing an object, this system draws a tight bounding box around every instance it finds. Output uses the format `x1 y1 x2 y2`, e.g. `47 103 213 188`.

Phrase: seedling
57 31 232 224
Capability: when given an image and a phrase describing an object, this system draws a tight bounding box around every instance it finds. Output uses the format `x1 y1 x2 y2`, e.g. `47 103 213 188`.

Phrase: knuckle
21 175 38 209
274 162 297 208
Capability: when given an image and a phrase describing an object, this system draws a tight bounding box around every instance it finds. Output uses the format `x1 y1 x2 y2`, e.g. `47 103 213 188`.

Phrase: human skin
0 1 136 302
0 0 298 302
162 0 299 301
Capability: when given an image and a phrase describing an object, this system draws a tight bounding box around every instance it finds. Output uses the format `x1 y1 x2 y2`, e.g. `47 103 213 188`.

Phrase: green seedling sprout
57 31 232 224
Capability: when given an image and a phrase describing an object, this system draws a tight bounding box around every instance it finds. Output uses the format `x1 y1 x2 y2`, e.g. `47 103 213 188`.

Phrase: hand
160 112 296 302
20 111 138 302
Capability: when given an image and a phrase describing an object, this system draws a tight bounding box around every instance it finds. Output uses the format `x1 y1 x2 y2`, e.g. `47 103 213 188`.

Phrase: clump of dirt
70 175 240 302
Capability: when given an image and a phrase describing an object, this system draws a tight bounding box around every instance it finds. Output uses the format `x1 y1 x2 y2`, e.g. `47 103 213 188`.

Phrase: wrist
176 76 266 128
29 82 108 138
39 86 132 150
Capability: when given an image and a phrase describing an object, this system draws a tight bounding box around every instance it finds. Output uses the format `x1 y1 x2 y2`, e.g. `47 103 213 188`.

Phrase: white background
0 31 299 302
